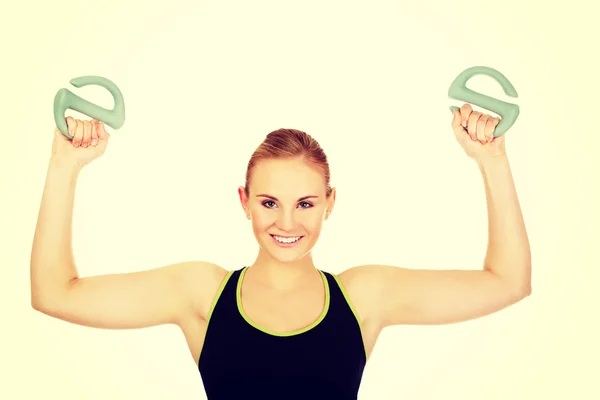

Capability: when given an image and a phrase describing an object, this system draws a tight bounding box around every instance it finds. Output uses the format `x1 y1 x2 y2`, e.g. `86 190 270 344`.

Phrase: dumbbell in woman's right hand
52 116 110 169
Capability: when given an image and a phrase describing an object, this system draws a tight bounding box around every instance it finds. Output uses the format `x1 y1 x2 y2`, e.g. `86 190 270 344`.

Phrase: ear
325 187 336 220
238 186 251 220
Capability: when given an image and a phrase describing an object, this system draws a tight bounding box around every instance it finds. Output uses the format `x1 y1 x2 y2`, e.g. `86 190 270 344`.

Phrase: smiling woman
30 110 531 400
237 129 336 266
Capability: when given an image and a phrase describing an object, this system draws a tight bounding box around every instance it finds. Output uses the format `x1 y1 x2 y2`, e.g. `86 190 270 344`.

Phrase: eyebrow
256 194 319 202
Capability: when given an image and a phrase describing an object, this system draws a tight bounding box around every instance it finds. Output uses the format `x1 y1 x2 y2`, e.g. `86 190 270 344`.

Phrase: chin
271 252 305 264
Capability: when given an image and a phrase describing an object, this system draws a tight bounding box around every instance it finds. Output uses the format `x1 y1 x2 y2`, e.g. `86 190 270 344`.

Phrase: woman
30 104 531 399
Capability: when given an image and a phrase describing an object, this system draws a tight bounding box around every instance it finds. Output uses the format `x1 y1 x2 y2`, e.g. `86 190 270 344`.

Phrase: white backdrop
2 0 598 399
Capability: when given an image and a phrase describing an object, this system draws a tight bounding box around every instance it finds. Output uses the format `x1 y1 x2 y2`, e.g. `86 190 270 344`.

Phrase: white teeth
273 235 301 243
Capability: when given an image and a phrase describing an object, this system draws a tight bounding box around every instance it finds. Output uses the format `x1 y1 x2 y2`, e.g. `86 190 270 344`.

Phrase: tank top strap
207 267 243 321
320 270 367 355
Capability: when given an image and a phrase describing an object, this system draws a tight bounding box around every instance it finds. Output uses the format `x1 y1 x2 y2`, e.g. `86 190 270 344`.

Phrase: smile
270 234 303 247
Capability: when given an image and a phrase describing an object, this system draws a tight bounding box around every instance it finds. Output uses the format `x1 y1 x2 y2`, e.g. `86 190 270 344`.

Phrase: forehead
250 158 325 197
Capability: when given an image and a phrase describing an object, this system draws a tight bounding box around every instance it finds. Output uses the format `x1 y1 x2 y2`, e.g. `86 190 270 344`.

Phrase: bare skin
31 106 531 365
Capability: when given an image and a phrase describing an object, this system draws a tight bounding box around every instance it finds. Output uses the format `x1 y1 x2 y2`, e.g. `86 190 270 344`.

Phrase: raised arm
340 104 532 328
30 119 226 330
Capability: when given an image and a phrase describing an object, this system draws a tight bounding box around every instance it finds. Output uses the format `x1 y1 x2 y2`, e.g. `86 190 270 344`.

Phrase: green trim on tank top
331 274 368 361
236 266 331 337
197 269 234 366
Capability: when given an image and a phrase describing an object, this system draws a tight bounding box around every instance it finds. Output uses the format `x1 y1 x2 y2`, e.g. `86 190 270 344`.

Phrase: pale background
2 0 598 399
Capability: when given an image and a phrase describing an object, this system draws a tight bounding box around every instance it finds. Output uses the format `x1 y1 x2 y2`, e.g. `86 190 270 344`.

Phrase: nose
275 208 296 232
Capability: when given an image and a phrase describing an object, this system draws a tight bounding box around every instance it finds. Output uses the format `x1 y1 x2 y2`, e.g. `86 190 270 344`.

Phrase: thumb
490 133 505 146
54 127 72 143
451 109 466 139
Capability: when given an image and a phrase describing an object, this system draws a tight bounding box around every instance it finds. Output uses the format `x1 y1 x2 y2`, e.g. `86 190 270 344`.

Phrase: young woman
30 103 531 399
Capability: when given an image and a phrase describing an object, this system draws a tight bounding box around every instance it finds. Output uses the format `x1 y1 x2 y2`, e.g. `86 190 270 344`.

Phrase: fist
52 117 110 169
451 103 506 161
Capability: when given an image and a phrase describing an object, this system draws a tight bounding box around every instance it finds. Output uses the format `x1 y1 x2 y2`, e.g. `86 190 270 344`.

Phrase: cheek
300 212 325 232
250 209 275 231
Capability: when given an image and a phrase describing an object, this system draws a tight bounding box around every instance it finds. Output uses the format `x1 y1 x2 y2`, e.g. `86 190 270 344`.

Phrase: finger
460 104 472 128
451 109 463 131
66 116 77 141
90 120 100 146
485 117 500 141
82 120 92 147
476 114 490 143
467 111 481 141
97 122 110 140
73 119 84 147
451 109 466 141
95 123 111 153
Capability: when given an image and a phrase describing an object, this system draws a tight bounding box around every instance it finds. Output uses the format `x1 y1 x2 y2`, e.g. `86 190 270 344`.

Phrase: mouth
270 234 304 248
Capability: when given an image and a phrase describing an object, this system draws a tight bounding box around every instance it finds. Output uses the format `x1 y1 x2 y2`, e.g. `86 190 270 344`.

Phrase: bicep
35 261 225 330
348 265 527 327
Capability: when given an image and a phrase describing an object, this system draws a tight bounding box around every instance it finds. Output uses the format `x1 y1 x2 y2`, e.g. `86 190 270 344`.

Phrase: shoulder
174 261 231 320
336 264 419 323
335 265 388 323
337 264 388 294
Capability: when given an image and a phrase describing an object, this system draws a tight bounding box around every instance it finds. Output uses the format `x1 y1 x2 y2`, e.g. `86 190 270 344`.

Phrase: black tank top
198 266 367 399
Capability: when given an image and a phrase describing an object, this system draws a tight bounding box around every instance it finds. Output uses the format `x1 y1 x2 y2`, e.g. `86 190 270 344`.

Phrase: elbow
30 282 44 311
488 262 531 300
516 286 531 303
31 300 49 316
30 287 67 315
511 280 532 301
31 293 51 313
495 274 531 303
30 274 78 313
31 296 64 319
518 265 532 298
30 279 49 313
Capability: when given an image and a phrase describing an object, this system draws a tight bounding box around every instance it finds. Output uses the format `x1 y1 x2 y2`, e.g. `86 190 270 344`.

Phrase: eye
298 202 313 209
262 200 277 209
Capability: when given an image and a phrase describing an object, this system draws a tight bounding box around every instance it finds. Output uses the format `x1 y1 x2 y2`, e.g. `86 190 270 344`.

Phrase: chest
239 282 327 334
198 270 368 397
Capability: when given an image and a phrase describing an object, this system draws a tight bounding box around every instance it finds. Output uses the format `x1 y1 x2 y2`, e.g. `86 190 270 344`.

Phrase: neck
248 249 318 289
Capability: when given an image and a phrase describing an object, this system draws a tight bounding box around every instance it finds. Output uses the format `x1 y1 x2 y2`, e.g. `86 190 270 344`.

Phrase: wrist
48 156 83 177
475 153 509 171
476 154 513 188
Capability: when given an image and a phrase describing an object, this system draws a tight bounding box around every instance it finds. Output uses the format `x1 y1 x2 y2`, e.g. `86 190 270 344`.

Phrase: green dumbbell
54 76 126 139
448 66 519 137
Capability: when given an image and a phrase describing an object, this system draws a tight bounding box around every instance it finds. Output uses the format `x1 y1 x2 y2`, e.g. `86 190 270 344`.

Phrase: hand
451 103 506 162
51 117 110 169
